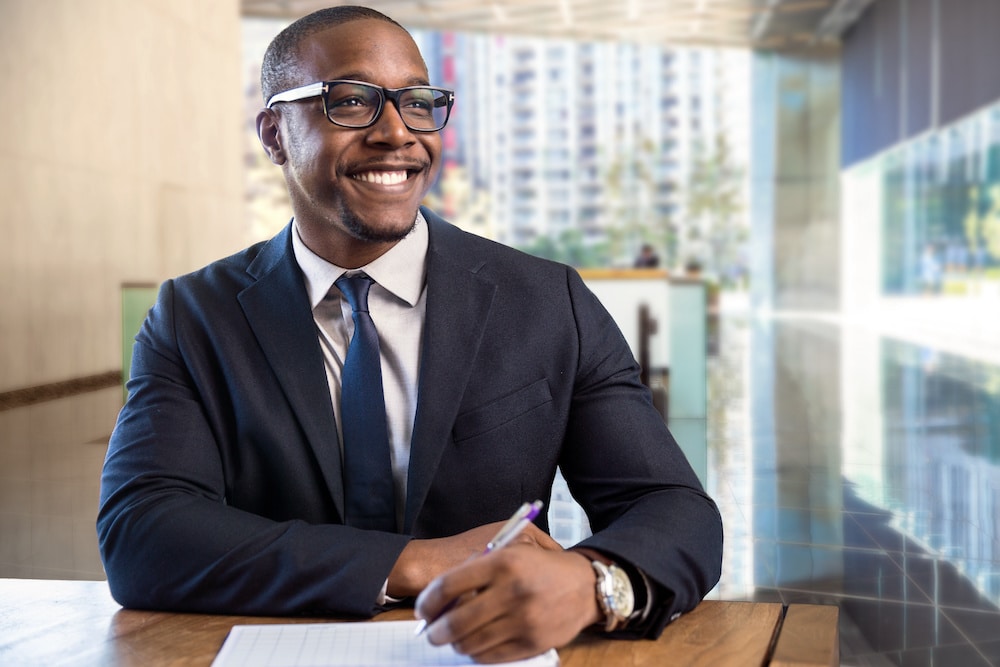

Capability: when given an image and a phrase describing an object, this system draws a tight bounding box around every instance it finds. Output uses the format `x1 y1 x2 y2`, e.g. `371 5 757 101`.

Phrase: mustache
347 157 430 173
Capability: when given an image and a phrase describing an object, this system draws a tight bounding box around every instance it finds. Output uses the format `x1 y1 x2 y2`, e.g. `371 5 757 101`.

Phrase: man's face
271 20 443 264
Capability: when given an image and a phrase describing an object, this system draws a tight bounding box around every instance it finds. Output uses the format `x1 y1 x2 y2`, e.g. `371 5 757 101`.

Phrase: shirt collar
292 211 429 309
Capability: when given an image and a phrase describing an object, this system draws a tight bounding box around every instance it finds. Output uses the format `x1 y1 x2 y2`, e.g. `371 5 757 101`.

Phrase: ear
256 108 287 165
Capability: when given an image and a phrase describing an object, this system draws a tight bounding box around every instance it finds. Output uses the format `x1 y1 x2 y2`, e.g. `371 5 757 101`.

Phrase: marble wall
0 0 246 394
0 0 245 578
750 47 842 313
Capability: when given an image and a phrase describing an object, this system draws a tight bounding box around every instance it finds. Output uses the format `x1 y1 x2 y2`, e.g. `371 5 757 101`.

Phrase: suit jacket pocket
453 378 553 443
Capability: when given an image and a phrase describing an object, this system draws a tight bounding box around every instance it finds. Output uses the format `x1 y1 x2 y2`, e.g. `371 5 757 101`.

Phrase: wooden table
0 578 837 666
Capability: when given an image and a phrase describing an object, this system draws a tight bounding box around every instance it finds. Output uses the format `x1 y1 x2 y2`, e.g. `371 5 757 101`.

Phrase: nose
366 98 415 147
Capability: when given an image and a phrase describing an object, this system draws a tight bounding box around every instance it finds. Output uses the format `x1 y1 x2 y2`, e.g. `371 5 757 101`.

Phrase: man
634 244 661 268
97 6 723 663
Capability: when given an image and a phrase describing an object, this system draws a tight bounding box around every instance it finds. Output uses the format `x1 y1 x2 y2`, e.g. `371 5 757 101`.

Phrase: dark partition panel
842 0 1000 168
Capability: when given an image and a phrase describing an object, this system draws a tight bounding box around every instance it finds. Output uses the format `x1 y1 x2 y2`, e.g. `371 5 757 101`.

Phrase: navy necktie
335 274 396 532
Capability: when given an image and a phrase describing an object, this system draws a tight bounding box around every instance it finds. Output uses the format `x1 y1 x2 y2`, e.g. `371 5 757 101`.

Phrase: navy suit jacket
98 208 722 637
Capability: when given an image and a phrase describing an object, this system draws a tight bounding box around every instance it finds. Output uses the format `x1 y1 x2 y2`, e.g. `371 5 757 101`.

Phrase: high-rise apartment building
412 30 750 270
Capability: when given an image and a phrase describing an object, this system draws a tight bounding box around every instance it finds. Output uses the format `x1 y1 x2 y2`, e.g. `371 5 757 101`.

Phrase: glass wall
849 102 1000 299
880 337 1000 605
749 47 841 312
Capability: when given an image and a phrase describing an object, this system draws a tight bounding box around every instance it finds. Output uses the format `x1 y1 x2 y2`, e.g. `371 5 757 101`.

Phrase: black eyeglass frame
265 79 455 133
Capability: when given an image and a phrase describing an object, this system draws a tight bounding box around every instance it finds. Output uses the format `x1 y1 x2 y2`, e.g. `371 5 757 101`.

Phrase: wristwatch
589 559 635 631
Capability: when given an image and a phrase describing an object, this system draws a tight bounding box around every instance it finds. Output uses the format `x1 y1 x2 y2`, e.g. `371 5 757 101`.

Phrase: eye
329 94 374 109
400 90 438 115
325 83 380 113
406 99 432 111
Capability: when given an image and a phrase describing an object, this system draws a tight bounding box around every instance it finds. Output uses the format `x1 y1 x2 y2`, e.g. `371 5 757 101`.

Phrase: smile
351 170 410 185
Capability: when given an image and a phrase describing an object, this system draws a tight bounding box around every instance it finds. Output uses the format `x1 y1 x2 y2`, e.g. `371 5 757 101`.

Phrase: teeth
353 170 408 185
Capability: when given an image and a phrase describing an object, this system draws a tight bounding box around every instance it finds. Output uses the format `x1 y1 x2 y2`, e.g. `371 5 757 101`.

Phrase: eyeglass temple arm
265 82 326 108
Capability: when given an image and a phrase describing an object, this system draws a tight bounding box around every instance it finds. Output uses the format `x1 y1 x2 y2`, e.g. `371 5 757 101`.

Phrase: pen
414 500 544 636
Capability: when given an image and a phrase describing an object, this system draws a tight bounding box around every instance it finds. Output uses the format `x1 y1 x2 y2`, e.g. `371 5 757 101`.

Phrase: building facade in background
419 30 750 272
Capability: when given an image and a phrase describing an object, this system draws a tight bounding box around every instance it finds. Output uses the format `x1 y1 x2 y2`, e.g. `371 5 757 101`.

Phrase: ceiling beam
240 0 855 49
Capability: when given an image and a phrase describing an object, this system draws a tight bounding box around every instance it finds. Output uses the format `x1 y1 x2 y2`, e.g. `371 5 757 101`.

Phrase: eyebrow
330 72 431 87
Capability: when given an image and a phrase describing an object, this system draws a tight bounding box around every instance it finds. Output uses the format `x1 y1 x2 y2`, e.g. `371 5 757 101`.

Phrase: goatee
341 208 417 243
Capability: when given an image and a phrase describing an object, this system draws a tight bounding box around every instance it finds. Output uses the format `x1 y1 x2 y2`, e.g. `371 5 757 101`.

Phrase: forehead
292 19 428 86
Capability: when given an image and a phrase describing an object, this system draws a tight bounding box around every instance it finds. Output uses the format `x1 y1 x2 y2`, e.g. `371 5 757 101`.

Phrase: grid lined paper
211 620 559 667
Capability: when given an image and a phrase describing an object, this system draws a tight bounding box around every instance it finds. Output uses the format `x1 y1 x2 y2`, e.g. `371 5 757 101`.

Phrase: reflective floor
0 386 118 580
706 309 1000 666
3 305 1000 665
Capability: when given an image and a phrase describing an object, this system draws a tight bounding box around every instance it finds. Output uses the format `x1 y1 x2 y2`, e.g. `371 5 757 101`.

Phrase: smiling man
97 6 723 663
259 18 441 265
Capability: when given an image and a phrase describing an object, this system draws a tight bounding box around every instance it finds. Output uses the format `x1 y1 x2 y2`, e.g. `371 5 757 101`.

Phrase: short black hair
260 6 408 103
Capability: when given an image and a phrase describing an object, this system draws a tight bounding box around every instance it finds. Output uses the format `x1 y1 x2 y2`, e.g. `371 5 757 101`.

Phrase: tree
685 132 746 284
602 136 675 268
517 229 610 267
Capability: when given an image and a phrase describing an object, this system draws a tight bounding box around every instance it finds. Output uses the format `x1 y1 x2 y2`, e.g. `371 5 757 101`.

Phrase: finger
415 555 494 622
466 636 548 665
424 582 509 648
424 547 539 646
519 524 563 551
422 549 535 646
448 602 553 664
443 548 593 658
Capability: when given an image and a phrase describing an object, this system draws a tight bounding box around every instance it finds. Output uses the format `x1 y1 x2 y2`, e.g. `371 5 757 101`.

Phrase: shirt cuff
632 565 655 624
376 579 406 607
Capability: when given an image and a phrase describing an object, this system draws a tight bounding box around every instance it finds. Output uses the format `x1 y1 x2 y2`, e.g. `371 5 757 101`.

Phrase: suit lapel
404 214 497 531
232 217 497 531
237 225 345 518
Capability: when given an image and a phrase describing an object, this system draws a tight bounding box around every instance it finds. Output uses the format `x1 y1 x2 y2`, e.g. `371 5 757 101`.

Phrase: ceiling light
559 0 573 26
627 0 639 22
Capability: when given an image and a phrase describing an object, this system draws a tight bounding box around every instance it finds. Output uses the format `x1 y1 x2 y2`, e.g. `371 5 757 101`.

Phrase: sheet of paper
211 620 559 667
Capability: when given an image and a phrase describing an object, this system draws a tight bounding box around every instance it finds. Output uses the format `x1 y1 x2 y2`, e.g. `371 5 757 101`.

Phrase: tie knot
336 274 374 313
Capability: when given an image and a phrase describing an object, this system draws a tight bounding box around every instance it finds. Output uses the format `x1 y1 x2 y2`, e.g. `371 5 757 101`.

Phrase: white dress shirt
291 213 428 531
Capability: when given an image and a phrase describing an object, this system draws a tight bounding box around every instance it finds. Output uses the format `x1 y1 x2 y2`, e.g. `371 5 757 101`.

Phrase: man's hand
414 545 602 664
387 521 561 599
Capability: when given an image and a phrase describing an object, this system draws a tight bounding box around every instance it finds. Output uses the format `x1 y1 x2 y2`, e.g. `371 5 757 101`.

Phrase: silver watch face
609 565 635 618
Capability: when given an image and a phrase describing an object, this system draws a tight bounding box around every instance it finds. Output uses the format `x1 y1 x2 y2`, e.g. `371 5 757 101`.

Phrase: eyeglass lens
325 82 450 130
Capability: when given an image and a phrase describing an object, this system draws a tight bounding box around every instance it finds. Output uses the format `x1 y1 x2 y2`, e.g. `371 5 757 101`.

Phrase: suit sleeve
97 279 412 616
558 268 724 638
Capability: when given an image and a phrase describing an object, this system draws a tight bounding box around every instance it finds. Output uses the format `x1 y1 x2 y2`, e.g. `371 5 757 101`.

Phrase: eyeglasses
266 79 455 133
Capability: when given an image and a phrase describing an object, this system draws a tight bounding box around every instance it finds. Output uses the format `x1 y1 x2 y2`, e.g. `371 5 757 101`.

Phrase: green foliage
600 135 675 267
685 132 747 284
516 229 611 268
